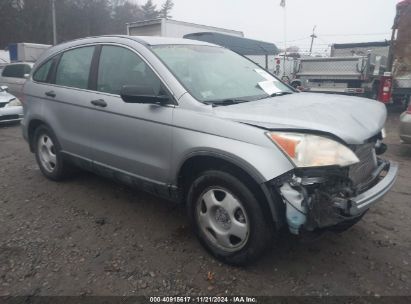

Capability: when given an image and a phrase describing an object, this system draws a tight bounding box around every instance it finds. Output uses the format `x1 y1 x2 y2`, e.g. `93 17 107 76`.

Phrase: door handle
90 99 107 107
45 90 56 98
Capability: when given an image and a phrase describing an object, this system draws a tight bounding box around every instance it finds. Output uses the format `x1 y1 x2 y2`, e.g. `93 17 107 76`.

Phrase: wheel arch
27 119 51 152
176 152 283 227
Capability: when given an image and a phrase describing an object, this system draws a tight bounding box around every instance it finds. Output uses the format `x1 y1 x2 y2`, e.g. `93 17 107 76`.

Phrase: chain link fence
245 55 298 82
245 54 388 94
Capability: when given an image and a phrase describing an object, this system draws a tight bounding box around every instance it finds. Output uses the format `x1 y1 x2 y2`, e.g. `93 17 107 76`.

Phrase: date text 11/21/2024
149 296 257 303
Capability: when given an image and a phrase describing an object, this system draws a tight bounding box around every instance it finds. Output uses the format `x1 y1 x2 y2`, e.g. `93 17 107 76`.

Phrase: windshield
152 45 293 104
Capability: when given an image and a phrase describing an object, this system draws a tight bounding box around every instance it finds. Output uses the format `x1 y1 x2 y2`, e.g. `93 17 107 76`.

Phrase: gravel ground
0 108 410 296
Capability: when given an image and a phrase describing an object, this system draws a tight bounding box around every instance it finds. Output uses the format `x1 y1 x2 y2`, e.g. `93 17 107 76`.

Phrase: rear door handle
45 90 56 98
91 99 107 107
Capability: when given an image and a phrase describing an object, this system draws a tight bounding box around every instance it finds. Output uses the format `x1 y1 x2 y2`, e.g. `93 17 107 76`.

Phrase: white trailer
8 43 51 62
127 18 244 38
0 50 10 68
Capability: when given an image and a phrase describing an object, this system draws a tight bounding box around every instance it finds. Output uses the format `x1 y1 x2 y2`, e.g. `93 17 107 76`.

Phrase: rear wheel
34 125 73 181
187 170 274 265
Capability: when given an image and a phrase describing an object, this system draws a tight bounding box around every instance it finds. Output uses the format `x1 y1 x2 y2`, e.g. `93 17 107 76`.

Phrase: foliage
0 0 174 48
141 0 159 20
159 0 174 18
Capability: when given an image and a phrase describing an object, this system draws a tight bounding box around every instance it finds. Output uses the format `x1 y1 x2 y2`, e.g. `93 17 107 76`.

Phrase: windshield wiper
270 91 293 97
256 91 293 101
209 99 250 106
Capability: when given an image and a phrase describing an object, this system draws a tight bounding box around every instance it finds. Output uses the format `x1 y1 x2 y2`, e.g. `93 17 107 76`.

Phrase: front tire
33 125 73 181
187 170 274 265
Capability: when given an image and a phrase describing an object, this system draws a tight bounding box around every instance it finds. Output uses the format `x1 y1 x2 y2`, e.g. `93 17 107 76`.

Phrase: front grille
0 103 6 108
349 143 377 185
0 114 19 121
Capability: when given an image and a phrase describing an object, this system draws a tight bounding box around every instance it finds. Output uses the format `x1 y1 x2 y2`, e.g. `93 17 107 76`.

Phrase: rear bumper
349 161 398 215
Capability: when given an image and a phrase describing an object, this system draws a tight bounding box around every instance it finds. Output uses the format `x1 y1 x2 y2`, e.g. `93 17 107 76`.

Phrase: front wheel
187 170 274 265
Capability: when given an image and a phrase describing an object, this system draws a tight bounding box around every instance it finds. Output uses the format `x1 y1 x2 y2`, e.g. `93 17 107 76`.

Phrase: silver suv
22 36 398 265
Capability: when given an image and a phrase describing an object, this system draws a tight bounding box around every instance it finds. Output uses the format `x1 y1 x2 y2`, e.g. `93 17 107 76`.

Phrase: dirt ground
0 108 410 297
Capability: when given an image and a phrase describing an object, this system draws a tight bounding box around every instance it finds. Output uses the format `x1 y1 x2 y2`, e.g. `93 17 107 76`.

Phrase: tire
33 125 73 181
186 170 274 265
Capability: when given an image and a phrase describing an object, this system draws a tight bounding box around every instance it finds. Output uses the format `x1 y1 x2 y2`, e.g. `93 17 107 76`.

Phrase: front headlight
267 131 359 167
381 128 386 139
5 98 22 107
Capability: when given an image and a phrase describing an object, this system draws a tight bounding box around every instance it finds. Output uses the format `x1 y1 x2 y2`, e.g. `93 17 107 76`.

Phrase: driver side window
97 45 162 96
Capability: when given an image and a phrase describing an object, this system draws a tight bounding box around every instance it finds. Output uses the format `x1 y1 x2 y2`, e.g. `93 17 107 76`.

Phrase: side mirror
120 85 169 104
0 85 8 92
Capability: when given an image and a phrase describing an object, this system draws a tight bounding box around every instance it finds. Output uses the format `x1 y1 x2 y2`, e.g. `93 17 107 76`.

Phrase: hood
213 93 386 144
0 90 15 104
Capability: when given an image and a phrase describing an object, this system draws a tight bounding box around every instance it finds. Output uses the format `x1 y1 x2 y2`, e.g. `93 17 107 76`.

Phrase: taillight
406 103 411 114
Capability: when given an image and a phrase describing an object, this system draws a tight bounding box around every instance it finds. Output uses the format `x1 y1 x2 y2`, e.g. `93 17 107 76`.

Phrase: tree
0 0 174 48
159 0 173 18
111 1 143 34
141 0 158 20
285 45 301 58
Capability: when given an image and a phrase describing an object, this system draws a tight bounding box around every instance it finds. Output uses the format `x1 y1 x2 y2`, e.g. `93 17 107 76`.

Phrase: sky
149 0 399 54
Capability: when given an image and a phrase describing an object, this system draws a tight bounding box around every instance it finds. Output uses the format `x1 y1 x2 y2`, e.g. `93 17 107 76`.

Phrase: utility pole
52 0 57 45
280 0 287 78
309 25 317 56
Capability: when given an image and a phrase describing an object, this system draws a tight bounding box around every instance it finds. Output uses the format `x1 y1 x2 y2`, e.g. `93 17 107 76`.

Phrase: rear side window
1 64 31 78
55 46 94 89
97 45 162 95
33 59 53 83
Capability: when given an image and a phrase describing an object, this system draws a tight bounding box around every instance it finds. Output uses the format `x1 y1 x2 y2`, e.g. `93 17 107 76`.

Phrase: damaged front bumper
349 161 398 215
273 159 398 234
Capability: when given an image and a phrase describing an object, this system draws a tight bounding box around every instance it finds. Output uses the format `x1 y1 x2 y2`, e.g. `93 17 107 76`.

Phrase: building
127 18 244 38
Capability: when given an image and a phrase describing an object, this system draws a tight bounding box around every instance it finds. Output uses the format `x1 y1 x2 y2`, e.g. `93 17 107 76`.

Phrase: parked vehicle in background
389 0 411 105
0 62 33 100
183 32 279 73
22 36 398 265
291 54 390 101
0 86 23 124
400 102 411 143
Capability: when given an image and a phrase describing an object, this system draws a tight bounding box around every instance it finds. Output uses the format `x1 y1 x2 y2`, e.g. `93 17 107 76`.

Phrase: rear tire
187 170 274 265
33 125 73 181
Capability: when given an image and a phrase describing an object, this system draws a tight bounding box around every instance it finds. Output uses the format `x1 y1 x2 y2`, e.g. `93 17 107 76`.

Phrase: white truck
291 54 391 102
